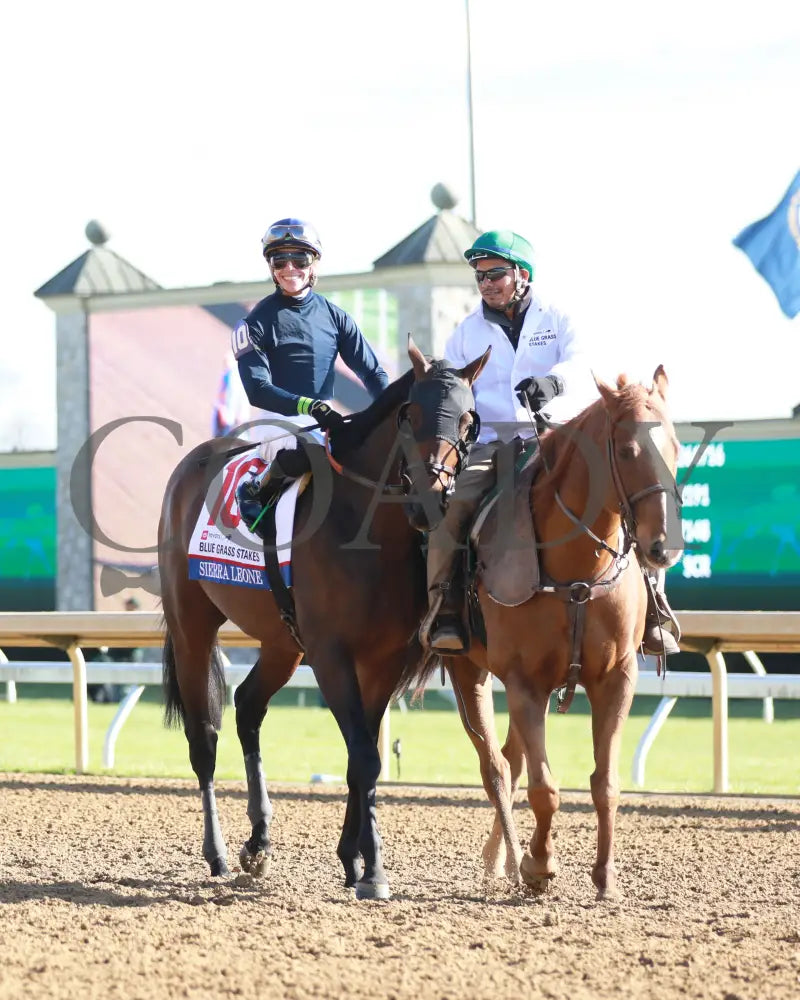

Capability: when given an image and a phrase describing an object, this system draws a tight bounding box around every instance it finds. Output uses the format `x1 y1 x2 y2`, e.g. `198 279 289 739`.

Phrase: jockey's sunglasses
473 265 514 284
269 251 314 270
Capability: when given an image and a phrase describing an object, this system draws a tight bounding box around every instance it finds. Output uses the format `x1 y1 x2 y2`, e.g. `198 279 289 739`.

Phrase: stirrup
429 615 468 653
653 592 682 643
641 604 681 657
424 582 469 653
418 590 444 649
641 625 681 658
642 573 681 656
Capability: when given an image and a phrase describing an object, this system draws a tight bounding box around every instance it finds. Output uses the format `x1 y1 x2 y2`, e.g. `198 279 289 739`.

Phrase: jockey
233 218 389 533
423 229 680 658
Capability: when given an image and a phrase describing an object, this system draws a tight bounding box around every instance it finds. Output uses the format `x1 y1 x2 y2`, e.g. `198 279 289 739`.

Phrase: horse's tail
393 630 440 704
162 631 183 728
162 629 227 730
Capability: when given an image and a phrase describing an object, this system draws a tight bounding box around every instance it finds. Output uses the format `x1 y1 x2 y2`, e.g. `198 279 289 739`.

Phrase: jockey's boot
236 447 313 539
422 537 470 654
641 572 682 656
235 466 291 539
428 580 469 653
236 474 266 534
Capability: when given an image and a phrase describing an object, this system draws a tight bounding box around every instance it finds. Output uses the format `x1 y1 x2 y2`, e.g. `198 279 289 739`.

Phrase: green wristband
297 396 313 415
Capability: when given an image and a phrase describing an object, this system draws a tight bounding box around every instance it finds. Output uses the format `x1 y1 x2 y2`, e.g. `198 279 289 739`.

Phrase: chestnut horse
158 338 488 899
403 368 682 900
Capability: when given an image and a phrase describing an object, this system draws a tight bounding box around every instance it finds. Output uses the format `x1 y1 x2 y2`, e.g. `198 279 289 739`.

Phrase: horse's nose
405 502 431 532
648 538 667 565
405 499 445 533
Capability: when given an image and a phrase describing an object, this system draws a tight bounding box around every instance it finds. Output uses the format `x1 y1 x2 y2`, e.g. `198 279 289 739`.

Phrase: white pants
250 412 323 466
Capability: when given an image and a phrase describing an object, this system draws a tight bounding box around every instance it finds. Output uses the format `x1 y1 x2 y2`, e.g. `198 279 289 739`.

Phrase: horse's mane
537 380 668 491
331 368 415 457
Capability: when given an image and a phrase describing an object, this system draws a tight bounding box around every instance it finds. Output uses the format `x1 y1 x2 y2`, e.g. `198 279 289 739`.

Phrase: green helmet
464 230 535 280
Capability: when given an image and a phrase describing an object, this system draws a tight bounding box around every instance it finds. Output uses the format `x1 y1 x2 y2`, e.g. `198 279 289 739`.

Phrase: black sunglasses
269 251 314 270
473 265 514 284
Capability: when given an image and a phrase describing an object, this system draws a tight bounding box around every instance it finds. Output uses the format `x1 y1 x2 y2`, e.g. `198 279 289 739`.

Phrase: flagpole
465 0 477 225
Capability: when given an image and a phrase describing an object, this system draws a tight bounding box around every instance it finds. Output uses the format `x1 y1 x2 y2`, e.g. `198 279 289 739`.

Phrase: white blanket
187 447 300 590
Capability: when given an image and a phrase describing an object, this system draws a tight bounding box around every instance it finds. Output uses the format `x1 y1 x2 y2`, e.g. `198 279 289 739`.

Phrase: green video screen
0 465 56 610
667 437 800 610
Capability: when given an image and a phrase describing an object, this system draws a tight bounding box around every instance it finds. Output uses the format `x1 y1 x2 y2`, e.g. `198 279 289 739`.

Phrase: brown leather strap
557 599 587 714
260 503 304 651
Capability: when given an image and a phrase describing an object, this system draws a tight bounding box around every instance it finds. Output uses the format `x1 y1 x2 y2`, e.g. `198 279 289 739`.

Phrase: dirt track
0 774 798 1000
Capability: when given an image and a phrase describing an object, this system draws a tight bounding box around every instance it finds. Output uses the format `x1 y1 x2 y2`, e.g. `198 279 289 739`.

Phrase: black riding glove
514 374 564 412
309 399 345 431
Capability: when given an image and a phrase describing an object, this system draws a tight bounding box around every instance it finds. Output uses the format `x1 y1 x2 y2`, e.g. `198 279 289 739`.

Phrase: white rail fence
1 611 799 792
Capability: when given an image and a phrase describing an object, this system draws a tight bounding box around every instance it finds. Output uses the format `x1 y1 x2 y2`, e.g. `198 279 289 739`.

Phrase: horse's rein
522 398 680 562
323 429 406 496
604 416 682 541
522 398 625 562
319 411 466 499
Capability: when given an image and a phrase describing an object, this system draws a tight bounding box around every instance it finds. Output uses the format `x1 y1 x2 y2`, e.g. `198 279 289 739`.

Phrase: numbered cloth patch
231 321 254 358
187 448 298 590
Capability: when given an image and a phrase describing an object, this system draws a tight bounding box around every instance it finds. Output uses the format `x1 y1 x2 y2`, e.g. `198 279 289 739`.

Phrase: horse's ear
407 334 430 380
616 373 630 389
652 364 669 400
459 346 492 387
593 372 617 406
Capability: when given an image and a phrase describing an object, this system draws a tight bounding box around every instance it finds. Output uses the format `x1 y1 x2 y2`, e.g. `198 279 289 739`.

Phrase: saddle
468 441 542 608
238 447 314 539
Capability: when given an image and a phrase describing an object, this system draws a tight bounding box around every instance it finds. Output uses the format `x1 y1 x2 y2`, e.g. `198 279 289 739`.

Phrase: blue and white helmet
261 218 322 260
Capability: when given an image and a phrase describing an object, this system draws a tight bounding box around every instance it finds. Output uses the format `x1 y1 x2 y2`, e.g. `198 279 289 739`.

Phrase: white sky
1 0 799 450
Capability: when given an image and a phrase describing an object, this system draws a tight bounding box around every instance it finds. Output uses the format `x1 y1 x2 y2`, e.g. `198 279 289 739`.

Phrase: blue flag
733 170 800 319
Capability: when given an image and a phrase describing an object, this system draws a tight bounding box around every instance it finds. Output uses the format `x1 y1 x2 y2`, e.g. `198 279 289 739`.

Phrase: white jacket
444 295 598 443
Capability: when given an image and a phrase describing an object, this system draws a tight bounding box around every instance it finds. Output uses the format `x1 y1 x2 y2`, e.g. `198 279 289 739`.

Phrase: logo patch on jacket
528 329 555 346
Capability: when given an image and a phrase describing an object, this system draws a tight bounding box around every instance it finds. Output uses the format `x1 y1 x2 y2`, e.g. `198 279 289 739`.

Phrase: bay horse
158 338 489 899
401 368 682 900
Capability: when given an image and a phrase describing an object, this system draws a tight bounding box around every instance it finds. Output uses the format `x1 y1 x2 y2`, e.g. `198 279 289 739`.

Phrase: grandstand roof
34 246 161 298
373 210 480 269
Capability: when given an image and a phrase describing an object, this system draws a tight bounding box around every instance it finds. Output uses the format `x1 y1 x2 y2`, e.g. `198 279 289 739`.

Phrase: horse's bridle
520 400 683 713
528 401 682 562
604 413 683 550
396 367 480 505
321 367 480 500
396 404 479 502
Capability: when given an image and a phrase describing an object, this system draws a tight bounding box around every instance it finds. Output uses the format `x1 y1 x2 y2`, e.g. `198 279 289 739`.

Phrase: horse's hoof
355 880 391 901
209 858 231 878
481 847 506 881
342 858 365 888
595 885 622 903
523 874 554 893
239 845 270 878
505 853 524 885
520 853 558 891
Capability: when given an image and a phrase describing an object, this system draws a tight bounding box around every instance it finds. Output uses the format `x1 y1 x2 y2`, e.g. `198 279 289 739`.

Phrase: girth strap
557 599 587 713
260 503 304 651
544 576 626 713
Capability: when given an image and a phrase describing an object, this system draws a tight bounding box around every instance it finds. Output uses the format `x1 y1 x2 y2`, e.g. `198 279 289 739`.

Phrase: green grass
1 687 798 795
